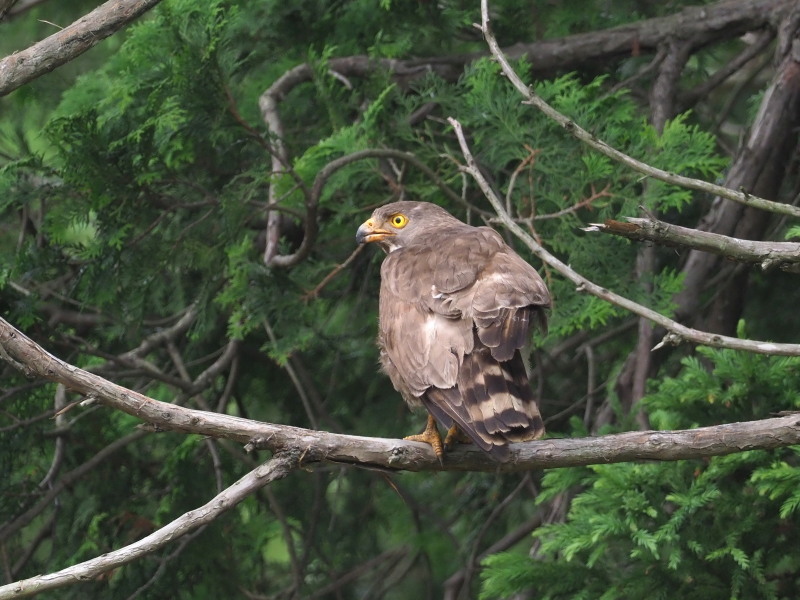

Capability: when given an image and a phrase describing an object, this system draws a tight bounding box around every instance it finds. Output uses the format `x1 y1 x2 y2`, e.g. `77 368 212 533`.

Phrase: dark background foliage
1 0 799 598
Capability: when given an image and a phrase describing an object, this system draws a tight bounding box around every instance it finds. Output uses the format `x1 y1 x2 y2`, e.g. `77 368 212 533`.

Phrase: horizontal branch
0 0 164 97
0 455 298 599
2 317 800 475
585 216 800 273
479 0 800 220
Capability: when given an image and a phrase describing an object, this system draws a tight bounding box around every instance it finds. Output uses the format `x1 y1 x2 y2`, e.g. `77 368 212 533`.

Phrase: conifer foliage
1 1 799 598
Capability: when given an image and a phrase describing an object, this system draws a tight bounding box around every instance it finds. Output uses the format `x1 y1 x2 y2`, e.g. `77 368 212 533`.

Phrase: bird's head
356 201 460 253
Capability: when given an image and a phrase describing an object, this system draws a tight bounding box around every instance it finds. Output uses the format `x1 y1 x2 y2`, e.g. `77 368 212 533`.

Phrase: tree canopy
1 0 800 598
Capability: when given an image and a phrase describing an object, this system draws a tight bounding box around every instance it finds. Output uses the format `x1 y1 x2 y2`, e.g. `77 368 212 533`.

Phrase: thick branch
587 217 800 272
0 0 164 97
257 0 791 101
0 455 298 599
2 317 800 474
502 0 791 72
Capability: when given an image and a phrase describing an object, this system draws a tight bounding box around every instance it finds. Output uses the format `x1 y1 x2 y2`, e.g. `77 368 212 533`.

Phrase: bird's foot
404 414 444 464
443 424 472 451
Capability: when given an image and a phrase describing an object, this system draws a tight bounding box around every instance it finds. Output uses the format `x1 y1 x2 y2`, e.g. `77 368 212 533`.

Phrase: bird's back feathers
367 201 550 462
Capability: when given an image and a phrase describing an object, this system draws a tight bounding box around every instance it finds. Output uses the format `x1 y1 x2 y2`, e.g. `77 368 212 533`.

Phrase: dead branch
0 0 164 97
0 0 17 20
0 454 299 600
678 28 775 111
674 7 800 329
586 217 800 272
2 317 800 475
261 146 482 268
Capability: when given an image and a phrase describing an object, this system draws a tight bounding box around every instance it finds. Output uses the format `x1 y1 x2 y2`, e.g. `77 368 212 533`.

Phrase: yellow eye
390 214 408 229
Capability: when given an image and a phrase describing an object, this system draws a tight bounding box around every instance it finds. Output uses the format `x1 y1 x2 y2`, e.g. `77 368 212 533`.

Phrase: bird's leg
404 414 444 463
444 424 472 451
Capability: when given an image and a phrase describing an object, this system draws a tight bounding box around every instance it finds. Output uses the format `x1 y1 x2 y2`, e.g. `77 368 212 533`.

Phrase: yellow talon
404 414 444 464
444 424 472 450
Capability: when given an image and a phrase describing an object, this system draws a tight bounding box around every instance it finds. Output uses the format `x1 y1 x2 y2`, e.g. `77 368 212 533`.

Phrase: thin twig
303 244 366 301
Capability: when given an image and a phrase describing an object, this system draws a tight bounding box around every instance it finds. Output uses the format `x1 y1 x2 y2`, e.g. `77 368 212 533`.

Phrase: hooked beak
356 219 394 245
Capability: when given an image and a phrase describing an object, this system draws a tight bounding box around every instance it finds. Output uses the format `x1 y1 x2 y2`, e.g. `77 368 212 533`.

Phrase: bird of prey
356 201 551 462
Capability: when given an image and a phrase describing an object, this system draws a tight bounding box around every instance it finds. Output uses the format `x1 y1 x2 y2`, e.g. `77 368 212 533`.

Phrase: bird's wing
378 246 473 396
456 228 551 361
380 227 549 462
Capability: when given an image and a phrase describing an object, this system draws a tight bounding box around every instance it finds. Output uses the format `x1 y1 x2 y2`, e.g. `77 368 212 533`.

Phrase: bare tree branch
0 454 299 600
0 0 164 97
478 0 800 220
586 216 800 272
2 317 800 474
4 0 46 19
256 0 796 268
678 28 775 111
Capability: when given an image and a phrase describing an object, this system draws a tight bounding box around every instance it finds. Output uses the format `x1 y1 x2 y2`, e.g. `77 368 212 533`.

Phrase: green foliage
0 0 785 598
481 340 800 599
784 225 800 240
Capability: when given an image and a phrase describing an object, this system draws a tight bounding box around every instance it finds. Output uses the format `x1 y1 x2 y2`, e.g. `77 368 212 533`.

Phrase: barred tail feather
421 338 544 463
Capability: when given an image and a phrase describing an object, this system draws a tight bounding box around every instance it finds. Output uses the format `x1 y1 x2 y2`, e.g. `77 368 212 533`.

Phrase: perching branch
0 454 299 600
586 216 800 273
478 0 800 220
0 0 164 97
448 116 800 357
2 316 800 475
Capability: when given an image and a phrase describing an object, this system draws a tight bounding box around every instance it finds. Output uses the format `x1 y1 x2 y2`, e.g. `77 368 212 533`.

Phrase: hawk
356 201 551 462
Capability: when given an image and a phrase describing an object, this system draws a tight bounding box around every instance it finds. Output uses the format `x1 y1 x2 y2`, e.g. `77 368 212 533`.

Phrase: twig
532 183 612 221
0 430 149 541
679 28 775 111
125 525 209 600
303 244 366 301
449 116 800 356
457 475 531 598
37 385 67 489
443 512 544 600
263 147 486 268
263 319 319 430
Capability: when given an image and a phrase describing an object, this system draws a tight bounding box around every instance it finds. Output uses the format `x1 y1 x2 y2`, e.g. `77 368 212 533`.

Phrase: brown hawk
356 201 551 462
